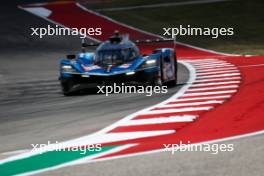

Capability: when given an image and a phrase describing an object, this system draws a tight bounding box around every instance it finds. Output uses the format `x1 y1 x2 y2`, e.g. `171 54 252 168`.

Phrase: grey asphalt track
0 1 263 176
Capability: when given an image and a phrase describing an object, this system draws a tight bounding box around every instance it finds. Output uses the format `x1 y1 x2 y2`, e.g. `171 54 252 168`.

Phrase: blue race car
59 32 177 95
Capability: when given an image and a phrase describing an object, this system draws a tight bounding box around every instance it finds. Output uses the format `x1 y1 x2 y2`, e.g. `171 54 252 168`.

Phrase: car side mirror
66 54 76 59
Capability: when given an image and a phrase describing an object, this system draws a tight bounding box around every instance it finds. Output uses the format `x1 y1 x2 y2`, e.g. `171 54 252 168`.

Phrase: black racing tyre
60 78 75 96
152 73 163 86
167 55 177 87
150 59 163 86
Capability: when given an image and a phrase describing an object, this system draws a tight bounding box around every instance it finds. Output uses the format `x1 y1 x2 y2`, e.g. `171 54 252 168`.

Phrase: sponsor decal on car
82 64 100 71
119 63 131 68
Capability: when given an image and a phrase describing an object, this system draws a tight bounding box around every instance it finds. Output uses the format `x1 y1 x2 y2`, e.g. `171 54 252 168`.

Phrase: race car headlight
140 59 157 68
61 65 75 72
137 59 158 71
126 71 135 75
146 59 156 65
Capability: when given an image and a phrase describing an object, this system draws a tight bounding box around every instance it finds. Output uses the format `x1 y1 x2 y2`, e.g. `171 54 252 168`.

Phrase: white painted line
96 0 230 12
196 73 240 79
141 106 213 115
70 144 136 167
162 100 224 107
191 61 227 64
238 64 264 68
194 76 241 83
189 60 229 63
197 70 239 76
185 59 219 63
72 131 176 145
195 67 237 72
19 6 102 43
191 59 225 62
194 63 232 68
194 64 234 69
194 62 233 66
191 81 241 87
196 67 238 73
1 149 30 156
122 115 196 126
189 59 225 62
182 90 237 97
191 61 228 66
170 95 231 102
188 85 239 92
23 7 52 17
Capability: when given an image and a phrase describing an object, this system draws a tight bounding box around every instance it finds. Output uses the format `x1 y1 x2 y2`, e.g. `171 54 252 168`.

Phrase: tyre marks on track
0 79 61 105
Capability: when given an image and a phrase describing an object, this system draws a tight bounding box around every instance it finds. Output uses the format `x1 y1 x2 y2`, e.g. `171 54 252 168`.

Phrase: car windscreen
95 49 136 65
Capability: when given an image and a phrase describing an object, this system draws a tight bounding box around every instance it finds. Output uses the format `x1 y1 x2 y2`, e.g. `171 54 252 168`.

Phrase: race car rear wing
81 31 176 52
81 38 175 47
134 38 174 44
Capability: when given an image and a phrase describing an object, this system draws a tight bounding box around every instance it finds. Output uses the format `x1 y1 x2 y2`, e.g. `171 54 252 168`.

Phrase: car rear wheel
167 55 177 87
152 74 163 86
150 60 164 86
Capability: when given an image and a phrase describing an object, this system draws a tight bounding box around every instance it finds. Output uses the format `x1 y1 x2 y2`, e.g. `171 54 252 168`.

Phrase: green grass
87 0 264 55
0 145 117 176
